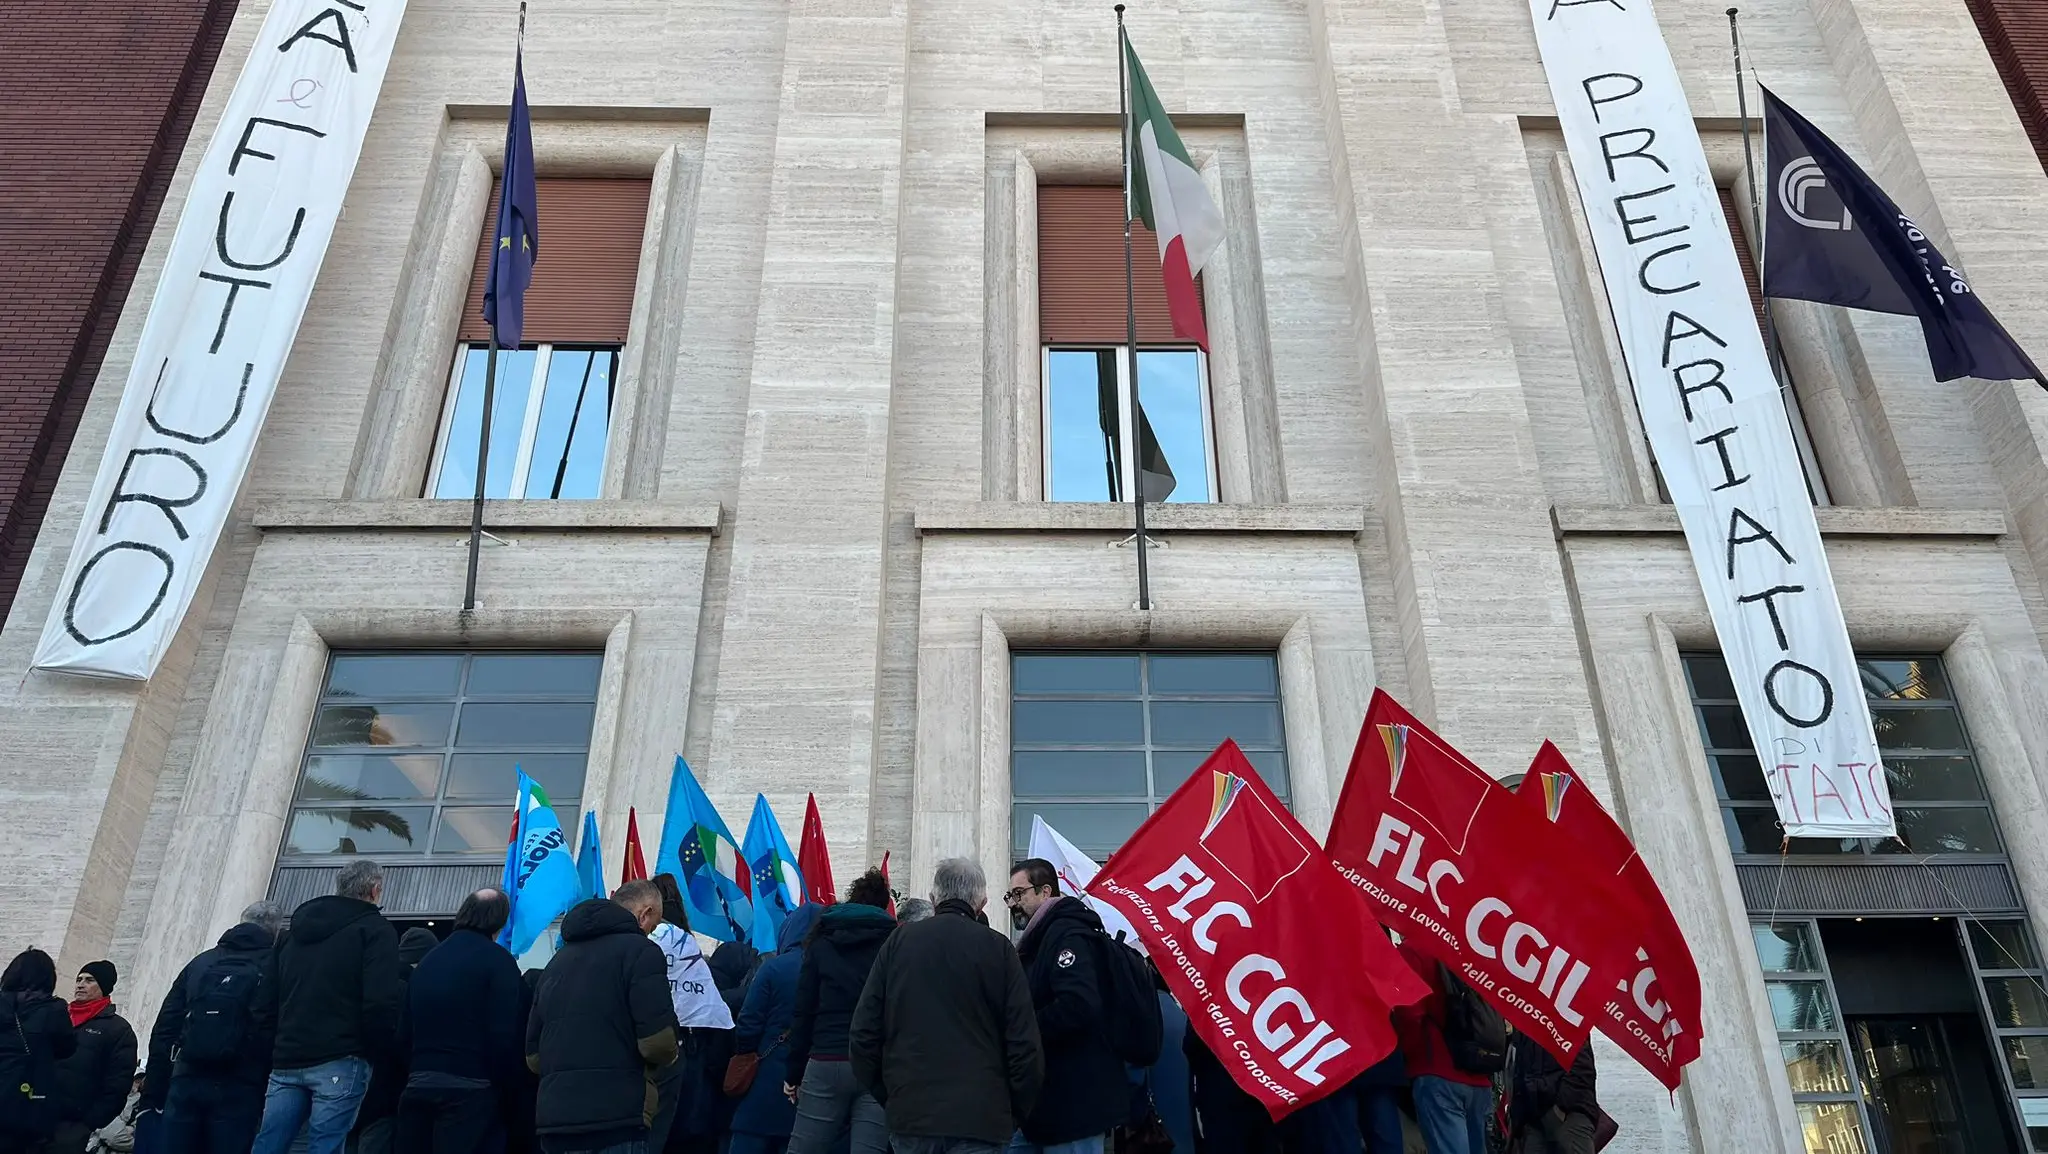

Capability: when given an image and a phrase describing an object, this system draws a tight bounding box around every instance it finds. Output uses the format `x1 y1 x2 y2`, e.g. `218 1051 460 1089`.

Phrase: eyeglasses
1002 885 1048 906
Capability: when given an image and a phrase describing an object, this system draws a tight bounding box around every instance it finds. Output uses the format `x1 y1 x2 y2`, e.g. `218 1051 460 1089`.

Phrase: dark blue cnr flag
1761 85 2042 385
482 50 538 350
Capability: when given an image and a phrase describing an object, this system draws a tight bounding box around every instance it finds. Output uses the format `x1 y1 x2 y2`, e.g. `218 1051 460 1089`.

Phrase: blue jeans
1412 1075 1492 1154
1005 1136 1104 1154
249 1056 372 1154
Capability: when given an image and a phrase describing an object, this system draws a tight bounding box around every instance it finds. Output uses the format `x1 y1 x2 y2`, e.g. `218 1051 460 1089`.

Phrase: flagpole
463 340 499 611
1727 8 1791 392
1117 4 1152 612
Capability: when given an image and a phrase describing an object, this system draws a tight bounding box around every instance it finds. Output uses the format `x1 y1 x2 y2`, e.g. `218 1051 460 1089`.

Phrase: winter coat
144 921 279 1107
1510 1032 1597 1123
409 927 529 1090
785 901 894 1087
54 1001 137 1129
0 990 77 1139
849 898 1042 1146
354 943 424 1132
524 899 679 1144
1015 897 1128 1145
1391 944 1490 1088
730 904 822 1137
272 894 403 1070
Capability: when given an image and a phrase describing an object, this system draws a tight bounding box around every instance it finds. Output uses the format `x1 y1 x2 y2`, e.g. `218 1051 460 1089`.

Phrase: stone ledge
1553 505 2008 538
252 499 723 533
915 502 1367 535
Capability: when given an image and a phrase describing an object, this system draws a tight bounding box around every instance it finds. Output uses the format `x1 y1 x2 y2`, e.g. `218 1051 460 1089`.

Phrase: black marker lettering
100 448 207 541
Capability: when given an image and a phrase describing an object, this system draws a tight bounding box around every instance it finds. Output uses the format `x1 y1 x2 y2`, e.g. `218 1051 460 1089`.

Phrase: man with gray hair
250 860 402 1154
851 858 1042 1154
145 898 289 1154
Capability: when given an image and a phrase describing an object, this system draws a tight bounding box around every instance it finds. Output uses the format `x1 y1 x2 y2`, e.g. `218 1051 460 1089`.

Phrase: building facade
5 0 2048 1151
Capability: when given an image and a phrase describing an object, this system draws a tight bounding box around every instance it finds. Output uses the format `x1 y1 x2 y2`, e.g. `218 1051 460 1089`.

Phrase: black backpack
178 952 265 1066
1438 962 1508 1074
1094 931 1164 1067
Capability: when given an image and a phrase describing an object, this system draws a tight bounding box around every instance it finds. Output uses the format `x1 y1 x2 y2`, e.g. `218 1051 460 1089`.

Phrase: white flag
1028 815 1144 952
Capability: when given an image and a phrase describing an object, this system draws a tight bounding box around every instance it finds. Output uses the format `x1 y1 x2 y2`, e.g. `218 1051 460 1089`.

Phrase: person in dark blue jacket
729 904 822 1154
146 901 283 1154
396 889 528 1154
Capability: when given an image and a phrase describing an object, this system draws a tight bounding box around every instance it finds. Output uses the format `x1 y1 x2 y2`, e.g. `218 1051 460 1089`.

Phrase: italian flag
1126 38 1224 351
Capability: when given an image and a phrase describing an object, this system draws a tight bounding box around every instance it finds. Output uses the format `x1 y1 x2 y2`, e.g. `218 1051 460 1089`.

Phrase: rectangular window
1010 651 1287 859
1038 186 1215 504
1753 921 1875 1153
284 651 601 862
427 177 650 500
1720 188 1830 506
1684 654 2004 858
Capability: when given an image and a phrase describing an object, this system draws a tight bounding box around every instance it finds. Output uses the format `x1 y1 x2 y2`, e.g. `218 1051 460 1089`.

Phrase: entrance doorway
1820 918 2023 1154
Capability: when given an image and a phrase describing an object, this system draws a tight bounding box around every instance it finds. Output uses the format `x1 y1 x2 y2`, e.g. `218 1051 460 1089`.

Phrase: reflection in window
1684 654 2002 858
430 345 617 500
1752 919 1873 1152
286 652 601 861
1010 652 1286 859
1044 348 1214 504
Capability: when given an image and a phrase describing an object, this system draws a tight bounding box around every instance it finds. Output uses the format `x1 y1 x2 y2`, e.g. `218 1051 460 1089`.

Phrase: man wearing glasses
1004 860 1127 1154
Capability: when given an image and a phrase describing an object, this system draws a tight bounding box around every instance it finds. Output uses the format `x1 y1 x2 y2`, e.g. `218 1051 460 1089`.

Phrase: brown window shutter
1038 185 1205 344
1965 0 2048 176
458 177 652 345
1719 187 1770 342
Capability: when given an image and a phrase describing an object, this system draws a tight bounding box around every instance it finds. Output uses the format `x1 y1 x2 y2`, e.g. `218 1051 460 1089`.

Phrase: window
1752 921 1874 1154
1038 186 1215 504
1684 654 2004 858
1965 918 2048 1143
1720 188 1830 506
427 177 650 500
283 652 601 861
1010 651 1288 859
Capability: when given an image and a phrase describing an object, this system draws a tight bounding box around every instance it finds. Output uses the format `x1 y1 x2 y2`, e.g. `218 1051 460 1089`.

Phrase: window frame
426 341 620 501
1038 344 1220 505
1684 653 2006 862
1009 650 1288 860
283 650 603 865
1751 919 1879 1153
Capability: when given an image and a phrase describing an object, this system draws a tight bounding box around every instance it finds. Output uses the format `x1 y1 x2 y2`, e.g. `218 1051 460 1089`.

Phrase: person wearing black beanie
48 958 137 1153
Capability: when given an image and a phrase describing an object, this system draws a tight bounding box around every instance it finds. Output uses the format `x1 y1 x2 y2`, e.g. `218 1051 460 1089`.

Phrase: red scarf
68 997 109 1028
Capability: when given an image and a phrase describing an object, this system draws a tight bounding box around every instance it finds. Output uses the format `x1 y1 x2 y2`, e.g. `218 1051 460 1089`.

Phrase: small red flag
879 851 895 916
799 794 837 906
621 807 649 884
1515 742 1701 1090
1088 741 1424 1119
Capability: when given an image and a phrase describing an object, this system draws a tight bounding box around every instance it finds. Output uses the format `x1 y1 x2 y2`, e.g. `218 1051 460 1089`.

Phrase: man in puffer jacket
1007 859 1127 1154
1508 1030 1598 1154
784 869 895 1154
49 960 137 1154
526 895 679 1153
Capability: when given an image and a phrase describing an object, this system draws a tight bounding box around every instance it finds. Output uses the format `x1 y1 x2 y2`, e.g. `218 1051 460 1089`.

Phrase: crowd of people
0 856 1607 1154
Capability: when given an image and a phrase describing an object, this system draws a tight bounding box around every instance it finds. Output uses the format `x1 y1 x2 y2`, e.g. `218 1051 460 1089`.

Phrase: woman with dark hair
0 948 79 1150
784 869 896 1154
651 874 692 932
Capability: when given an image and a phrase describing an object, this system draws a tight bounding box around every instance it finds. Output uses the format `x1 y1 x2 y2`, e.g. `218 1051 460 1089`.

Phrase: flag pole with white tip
1117 3 1151 612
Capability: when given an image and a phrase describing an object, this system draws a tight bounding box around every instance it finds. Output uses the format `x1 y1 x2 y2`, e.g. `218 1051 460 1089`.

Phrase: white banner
1027 815 1143 949
1527 0 1893 838
32 0 407 679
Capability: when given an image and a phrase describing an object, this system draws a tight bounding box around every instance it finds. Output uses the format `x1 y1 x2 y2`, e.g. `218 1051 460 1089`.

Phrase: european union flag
741 794 806 952
481 50 538 349
1761 85 2042 386
655 755 751 941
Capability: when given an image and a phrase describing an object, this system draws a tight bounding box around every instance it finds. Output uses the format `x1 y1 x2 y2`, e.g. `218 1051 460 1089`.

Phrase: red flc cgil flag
1087 741 1426 1120
800 793 837 907
1515 742 1702 1089
1325 690 1635 1065
621 807 649 884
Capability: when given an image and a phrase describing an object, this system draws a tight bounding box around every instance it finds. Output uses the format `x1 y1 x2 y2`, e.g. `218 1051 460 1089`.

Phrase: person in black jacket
251 860 403 1154
784 869 895 1154
1 949 78 1150
850 857 1041 1154
46 959 137 1154
1006 859 1126 1154
1508 1030 1597 1154
353 928 438 1154
147 900 285 1154
397 889 527 1154
525 895 679 1153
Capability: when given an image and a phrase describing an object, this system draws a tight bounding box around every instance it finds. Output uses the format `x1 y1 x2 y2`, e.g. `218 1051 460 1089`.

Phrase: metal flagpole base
1107 534 1168 550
